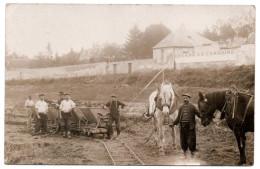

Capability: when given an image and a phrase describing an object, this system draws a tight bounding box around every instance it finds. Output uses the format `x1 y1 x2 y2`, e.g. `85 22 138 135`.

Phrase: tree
124 24 143 59
102 43 124 62
219 23 236 41
142 24 171 58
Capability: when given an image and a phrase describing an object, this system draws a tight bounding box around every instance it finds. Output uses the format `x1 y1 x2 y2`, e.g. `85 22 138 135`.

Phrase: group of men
24 92 125 140
24 92 77 139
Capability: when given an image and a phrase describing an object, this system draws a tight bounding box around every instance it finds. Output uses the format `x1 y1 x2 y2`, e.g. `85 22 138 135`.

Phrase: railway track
101 139 145 165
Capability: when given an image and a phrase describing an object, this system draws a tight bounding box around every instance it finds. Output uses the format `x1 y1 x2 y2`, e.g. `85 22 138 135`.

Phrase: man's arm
118 101 125 109
34 102 40 119
24 100 28 108
104 102 110 109
193 104 200 118
173 106 182 125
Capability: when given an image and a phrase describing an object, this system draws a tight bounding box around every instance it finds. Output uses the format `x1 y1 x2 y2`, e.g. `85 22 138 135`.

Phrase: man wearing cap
172 93 200 157
24 95 35 128
59 94 76 139
104 94 125 139
34 94 49 135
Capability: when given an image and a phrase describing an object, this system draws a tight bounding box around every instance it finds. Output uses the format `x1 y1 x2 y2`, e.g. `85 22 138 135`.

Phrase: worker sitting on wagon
59 94 76 139
104 94 125 140
24 95 35 128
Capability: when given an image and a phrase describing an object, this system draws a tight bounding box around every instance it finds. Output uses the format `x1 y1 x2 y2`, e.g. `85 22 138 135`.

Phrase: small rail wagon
46 103 110 138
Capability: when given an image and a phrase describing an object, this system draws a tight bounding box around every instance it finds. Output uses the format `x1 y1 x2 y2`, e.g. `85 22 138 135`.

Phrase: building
153 26 220 69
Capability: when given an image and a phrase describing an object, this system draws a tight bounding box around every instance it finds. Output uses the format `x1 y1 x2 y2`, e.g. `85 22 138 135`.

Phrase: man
56 92 65 134
172 93 200 157
34 94 49 135
57 92 65 105
104 94 125 139
59 94 76 139
24 95 35 128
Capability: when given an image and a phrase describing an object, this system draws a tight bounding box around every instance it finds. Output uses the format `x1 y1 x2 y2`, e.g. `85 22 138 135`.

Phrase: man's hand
37 115 41 119
103 105 107 110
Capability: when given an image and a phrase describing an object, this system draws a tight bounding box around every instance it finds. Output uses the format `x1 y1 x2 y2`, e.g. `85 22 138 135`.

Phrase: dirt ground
4 101 254 166
4 81 254 166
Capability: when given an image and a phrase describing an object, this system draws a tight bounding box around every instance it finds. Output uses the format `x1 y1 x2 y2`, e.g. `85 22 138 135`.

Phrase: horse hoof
237 160 246 166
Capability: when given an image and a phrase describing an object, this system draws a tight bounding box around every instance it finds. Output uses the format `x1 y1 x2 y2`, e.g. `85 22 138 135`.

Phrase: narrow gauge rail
101 139 145 165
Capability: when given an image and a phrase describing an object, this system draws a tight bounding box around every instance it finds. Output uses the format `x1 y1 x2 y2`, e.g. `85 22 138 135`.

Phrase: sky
6 4 254 58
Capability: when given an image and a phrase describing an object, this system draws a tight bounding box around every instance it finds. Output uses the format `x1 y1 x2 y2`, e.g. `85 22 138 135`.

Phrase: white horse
148 81 179 155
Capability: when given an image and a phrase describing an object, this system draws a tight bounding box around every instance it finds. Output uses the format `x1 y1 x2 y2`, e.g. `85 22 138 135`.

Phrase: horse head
158 81 174 117
198 91 215 126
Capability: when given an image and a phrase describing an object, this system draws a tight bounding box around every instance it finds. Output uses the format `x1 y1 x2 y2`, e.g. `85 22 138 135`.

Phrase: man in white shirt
34 94 49 135
24 95 35 128
59 94 76 139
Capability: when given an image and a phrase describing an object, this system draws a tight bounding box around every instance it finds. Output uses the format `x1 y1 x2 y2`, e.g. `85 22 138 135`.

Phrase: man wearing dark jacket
172 93 200 157
105 94 125 139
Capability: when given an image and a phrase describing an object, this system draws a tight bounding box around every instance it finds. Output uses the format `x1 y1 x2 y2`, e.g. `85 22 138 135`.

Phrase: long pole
132 67 165 101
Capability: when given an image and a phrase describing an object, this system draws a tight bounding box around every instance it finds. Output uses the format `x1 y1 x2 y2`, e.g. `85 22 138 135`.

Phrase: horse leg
234 131 246 165
153 119 158 146
158 118 165 155
171 125 177 149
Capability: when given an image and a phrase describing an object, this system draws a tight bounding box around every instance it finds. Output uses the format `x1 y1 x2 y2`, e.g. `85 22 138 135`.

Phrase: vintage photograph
5 4 255 166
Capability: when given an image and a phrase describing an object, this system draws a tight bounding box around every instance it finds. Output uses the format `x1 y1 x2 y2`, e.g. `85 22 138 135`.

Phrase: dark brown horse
198 90 254 165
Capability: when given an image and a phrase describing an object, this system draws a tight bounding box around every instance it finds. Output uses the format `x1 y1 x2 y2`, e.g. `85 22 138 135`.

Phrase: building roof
153 27 218 49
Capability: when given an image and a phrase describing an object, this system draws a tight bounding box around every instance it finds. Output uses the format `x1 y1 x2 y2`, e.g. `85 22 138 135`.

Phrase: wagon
46 103 110 138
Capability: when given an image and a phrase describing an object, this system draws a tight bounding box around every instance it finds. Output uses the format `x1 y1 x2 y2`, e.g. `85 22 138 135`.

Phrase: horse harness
222 91 254 130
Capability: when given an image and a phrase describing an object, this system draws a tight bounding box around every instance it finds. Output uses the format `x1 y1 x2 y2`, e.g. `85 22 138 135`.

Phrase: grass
6 65 255 91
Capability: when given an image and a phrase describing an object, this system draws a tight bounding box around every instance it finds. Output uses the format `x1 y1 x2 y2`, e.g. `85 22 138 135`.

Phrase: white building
153 26 220 69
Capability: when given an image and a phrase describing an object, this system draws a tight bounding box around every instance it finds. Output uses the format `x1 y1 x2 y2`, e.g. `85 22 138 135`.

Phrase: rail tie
101 139 145 165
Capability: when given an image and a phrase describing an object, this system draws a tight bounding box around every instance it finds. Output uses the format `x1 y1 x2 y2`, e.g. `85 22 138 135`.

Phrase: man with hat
24 95 35 128
104 94 125 139
59 93 76 139
34 94 49 135
171 93 200 157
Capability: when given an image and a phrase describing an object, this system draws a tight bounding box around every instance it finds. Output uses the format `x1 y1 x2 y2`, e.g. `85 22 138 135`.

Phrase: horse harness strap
241 96 254 124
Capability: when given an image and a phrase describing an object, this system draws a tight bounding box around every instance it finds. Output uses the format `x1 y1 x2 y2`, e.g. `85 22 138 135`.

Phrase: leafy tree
219 23 236 41
142 24 171 58
124 24 143 59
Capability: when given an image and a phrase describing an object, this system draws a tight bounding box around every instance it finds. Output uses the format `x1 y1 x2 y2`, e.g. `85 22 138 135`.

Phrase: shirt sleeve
35 101 39 110
193 104 200 118
59 101 63 110
71 100 76 108
105 102 110 107
118 101 125 108
45 102 48 110
173 106 182 125
25 100 28 108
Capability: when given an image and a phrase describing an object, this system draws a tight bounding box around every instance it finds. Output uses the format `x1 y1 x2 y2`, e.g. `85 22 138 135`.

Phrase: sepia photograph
4 3 255 166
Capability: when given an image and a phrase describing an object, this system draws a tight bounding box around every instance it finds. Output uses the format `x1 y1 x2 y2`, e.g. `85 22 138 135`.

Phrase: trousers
61 112 71 132
35 113 48 133
180 122 196 152
107 114 120 137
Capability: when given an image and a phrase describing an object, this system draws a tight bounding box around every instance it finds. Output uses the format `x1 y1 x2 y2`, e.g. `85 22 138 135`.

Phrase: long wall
5 59 161 80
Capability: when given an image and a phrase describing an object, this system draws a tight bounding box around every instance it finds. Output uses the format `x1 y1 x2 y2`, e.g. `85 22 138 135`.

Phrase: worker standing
104 94 125 139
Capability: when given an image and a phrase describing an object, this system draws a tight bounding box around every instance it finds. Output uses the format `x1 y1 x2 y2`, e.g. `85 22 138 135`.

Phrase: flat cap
39 94 45 97
111 94 117 98
182 93 191 98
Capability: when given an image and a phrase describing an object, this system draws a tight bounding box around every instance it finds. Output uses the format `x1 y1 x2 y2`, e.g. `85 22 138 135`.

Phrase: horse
198 90 254 165
147 81 178 155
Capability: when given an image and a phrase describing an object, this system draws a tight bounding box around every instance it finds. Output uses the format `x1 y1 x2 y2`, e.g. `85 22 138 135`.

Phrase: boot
67 131 71 139
63 131 66 138
191 151 195 158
